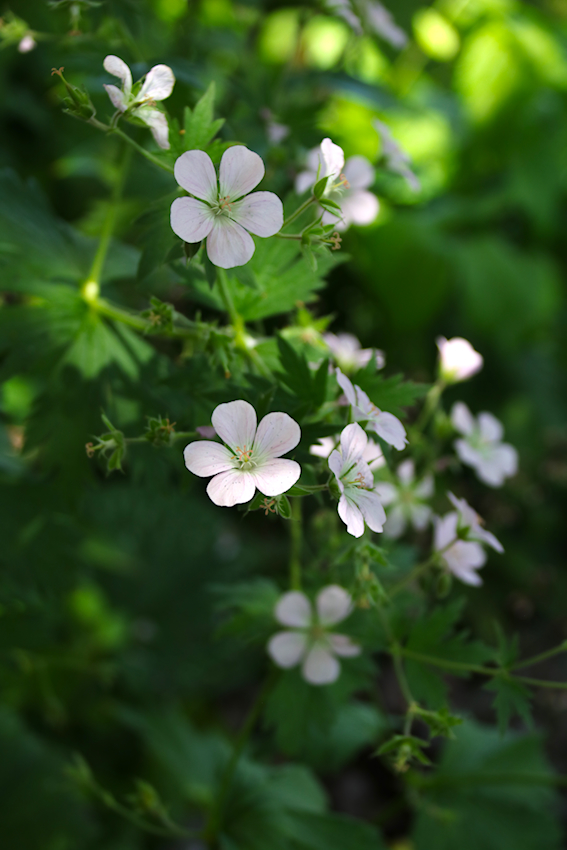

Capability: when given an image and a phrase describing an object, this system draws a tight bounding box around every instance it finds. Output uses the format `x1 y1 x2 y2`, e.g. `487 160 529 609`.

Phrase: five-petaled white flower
103 55 175 150
451 402 518 488
296 138 379 231
375 459 434 538
373 119 420 192
323 332 385 373
329 423 387 538
434 495 503 586
267 585 361 685
310 434 385 471
170 147 284 269
183 400 300 507
336 368 407 450
437 337 483 383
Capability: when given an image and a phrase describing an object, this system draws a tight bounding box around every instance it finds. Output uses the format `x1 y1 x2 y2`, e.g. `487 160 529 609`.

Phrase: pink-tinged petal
211 400 257 454
444 540 486 575
138 64 175 102
384 505 407 539
267 631 308 668
434 513 458 551
336 368 357 406
230 191 283 237
174 150 217 202
316 585 353 625
275 591 312 627
251 458 301 497
478 412 504 443
339 423 368 467
448 564 483 586
254 412 301 458
183 440 234 477
104 84 128 112
354 488 386 532
374 482 397 506
295 169 317 194
454 438 483 469
136 107 170 149
206 217 255 269
320 138 345 179
171 197 215 243
472 525 503 553
328 449 346 484
338 494 365 538
219 146 264 200
372 412 407 450
353 385 373 416
329 633 361 657
343 155 375 190
103 55 132 94
309 437 336 459
339 190 379 227
206 469 256 506
409 503 432 531
397 459 415 485
451 402 475 436
302 643 341 685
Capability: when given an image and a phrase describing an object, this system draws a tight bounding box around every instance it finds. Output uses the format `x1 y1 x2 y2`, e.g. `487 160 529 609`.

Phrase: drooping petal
206 468 256 507
371 412 407 450
206 217 255 269
138 64 175 102
251 458 301 497
275 591 312 627
170 197 215 243
230 191 284 237
471 525 503 554
354 488 386 533
343 155 375 189
254 412 301 459
302 643 341 685
339 423 368 467
451 564 484 586
174 150 218 203
397 459 415 485
103 55 132 95
451 402 475 436
211 400 257 454
316 585 353 625
267 631 308 668
183 440 234 477
320 138 345 179
478 412 504 443
329 633 361 657
336 368 357 406
338 494 365 538
219 146 265 200
103 84 128 112
136 107 170 149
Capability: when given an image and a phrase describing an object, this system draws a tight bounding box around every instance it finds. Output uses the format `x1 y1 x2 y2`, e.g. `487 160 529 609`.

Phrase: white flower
373 119 420 192
451 402 518 488
329 423 387 538
295 139 379 231
447 492 503 553
375 460 434 538
267 585 361 685
336 368 407 450
170 147 284 269
183 400 300 507
103 55 175 149
310 434 385 470
437 337 483 383
18 34 36 53
323 332 385 373
434 512 486 586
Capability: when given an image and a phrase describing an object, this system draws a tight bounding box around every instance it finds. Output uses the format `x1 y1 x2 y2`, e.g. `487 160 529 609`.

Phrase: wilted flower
267 585 361 685
451 402 518 488
296 138 379 231
375 460 433 538
434 496 502 586
336 368 407 450
103 55 175 149
373 119 420 192
183 400 300 507
170 146 284 269
329 423 387 537
437 337 483 383
323 332 385 372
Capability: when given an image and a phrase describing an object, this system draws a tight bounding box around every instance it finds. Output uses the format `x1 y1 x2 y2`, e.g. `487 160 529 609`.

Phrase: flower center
232 444 256 470
214 195 233 216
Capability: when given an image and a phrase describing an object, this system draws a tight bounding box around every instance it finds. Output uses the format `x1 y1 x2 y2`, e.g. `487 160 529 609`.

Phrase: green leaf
313 175 329 199
286 811 387 850
484 675 533 736
354 370 429 418
183 83 225 150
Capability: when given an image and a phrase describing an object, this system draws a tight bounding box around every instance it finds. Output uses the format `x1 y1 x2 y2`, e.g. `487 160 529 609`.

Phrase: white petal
275 591 312 627
397 459 415 485
103 55 132 95
137 107 170 149
206 217 255 269
254 412 301 458
474 456 511 488
409 503 432 531
328 449 346 483
354 488 386 532
437 337 483 382
374 482 398 506
372 412 407 450
211 400 257 454
383 505 407 538
451 402 475 436
414 474 434 499
343 155 375 190
335 368 357 406
478 412 504 443
338 494 365 538
434 513 458 551
329 633 361 657
104 84 128 112
364 439 386 470
472 526 503 553
170 197 215 243
342 190 379 227
295 169 317 194
252 458 301 497
309 437 336 459
302 644 341 685
444 540 486 574
320 138 345 179
492 443 518 477
449 564 483 587
316 585 353 625
138 64 175 102
339 423 368 467
219 146 264 200
206 469 256 506
230 191 283 237
183 440 234 477
174 150 217 203
454 438 483 469
267 631 308 668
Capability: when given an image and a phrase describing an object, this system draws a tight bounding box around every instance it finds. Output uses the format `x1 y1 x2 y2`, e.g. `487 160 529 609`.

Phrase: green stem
388 537 458 598
413 378 445 434
275 232 303 240
510 642 567 671
377 607 415 732
289 498 303 590
216 268 243 330
109 126 174 174
282 196 317 229
91 296 201 338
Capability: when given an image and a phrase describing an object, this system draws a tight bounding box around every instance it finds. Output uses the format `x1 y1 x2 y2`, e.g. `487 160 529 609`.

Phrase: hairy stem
289 498 303 590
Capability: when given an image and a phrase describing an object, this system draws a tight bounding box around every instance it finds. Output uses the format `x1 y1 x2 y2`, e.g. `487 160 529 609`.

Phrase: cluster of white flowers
323 332 385 373
336 368 407 450
434 493 503 586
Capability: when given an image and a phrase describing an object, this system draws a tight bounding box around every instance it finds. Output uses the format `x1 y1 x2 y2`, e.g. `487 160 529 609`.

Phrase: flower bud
436 336 483 383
